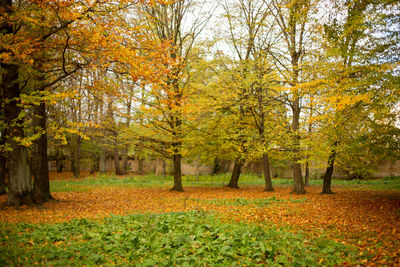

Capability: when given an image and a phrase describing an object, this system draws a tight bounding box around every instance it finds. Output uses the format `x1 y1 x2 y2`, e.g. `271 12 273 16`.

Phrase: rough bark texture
0 154 5 195
1 13 33 206
228 158 243 188
263 153 274 191
0 121 6 195
321 145 337 194
171 154 183 191
33 101 53 203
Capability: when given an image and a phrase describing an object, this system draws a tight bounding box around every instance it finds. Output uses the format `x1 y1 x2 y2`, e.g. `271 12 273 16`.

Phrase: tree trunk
162 159 166 177
99 148 106 173
321 144 337 194
228 158 243 188
2 61 33 207
263 153 274 191
212 158 220 174
55 147 63 173
33 101 53 203
0 127 6 195
305 160 310 187
138 157 144 175
114 147 122 175
291 100 306 194
71 135 81 178
171 154 183 191
121 146 128 175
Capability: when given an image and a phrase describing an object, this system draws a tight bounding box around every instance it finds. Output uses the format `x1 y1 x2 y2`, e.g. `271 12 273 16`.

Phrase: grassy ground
50 173 400 192
0 173 399 266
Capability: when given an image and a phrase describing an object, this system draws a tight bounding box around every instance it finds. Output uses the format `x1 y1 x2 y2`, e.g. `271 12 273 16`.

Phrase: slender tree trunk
263 153 274 191
212 158 220 174
99 148 106 174
292 101 306 194
138 157 144 174
162 159 166 177
257 95 273 191
321 143 337 194
121 146 128 175
305 160 310 187
114 147 122 175
55 147 63 173
228 158 243 188
33 101 53 203
171 153 183 191
71 135 81 178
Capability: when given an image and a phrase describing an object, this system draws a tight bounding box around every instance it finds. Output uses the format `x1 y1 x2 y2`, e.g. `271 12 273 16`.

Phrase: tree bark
121 146 128 175
99 148 106 173
138 157 144 175
55 147 63 173
71 135 81 178
212 158 220 174
0 151 5 195
114 147 123 175
33 101 53 203
0 118 6 195
291 101 306 194
171 153 183 191
228 158 243 188
321 143 337 194
162 159 166 177
3 62 33 207
263 153 274 191
305 160 310 187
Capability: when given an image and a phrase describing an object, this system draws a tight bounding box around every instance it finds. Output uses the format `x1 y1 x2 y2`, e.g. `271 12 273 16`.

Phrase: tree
134 0 212 191
319 0 400 194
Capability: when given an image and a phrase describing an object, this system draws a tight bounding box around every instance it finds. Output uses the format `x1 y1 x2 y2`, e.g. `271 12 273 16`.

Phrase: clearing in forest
0 175 399 266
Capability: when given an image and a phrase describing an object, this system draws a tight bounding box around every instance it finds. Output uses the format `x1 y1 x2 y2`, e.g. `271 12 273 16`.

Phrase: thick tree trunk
0 155 5 195
228 158 243 188
305 160 310 187
321 145 337 194
114 147 123 175
99 148 106 173
263 153 274 191
171 154 183 191
3 63 33 207
33 101 53 203
0 127 6 195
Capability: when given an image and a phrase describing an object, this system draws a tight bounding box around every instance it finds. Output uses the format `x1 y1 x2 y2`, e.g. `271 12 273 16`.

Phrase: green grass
0 211 362 266
50 173 400 192
192 196 307 207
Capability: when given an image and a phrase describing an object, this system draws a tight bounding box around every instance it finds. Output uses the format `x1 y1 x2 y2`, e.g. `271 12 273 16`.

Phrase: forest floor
0 173 399 266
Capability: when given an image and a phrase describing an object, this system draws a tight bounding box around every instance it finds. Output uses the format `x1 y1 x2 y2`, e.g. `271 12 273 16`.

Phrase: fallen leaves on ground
0 185 399 265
